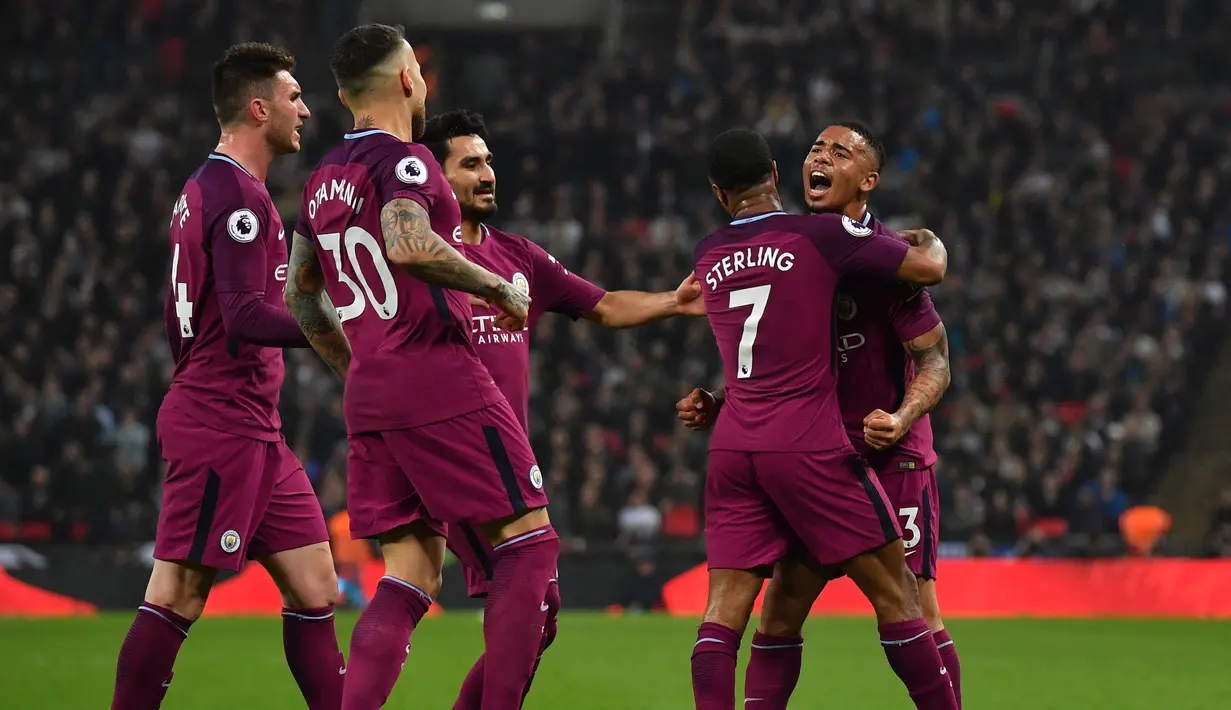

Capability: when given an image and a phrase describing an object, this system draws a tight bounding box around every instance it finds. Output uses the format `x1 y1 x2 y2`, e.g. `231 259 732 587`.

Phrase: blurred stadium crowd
2 0 1230 560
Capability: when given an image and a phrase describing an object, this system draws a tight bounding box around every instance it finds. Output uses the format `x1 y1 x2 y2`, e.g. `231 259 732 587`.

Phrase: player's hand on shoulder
676 387 717 430
490 279 530 332
675 272 707 317
863 408 906 451
897 228 935 247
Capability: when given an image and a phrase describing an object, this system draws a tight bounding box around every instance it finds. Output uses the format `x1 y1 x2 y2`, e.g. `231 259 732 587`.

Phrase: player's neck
459 220 485 245
843 200 870 222
351 107 413 142
214 132 273 183
728 193 784 222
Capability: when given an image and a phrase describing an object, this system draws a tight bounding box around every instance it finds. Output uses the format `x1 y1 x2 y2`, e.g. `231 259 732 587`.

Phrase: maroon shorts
447 523 495 597
878 465 940 579
154 406 328 572
705 449 901 570
346 402 548 540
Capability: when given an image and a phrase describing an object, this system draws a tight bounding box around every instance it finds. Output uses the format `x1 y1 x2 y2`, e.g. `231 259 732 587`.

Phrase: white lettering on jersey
308 178 365 219
704 247 795 290
171 194 190 229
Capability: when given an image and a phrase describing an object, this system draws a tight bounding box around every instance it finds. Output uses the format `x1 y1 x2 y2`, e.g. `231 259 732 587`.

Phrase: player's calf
845 542 957 709
745 560 827 710
112 560 217 710
919 579 962 709
260 542 345 710
477 513 560 710
343 523 446 710
693 567 764 710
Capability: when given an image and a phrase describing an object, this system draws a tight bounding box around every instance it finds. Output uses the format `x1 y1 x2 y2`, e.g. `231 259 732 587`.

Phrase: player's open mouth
807 171 832 199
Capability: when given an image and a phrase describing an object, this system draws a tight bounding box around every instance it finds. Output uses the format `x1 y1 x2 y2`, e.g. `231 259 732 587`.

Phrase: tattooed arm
379 198 529 326
863 324 950 451
284 232 352 381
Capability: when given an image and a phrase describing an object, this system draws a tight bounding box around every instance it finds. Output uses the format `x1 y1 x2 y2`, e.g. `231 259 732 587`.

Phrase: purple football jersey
296 129 503 432
460 224 606 429
836 213 942 472
694 211 910 452
161 153 290 441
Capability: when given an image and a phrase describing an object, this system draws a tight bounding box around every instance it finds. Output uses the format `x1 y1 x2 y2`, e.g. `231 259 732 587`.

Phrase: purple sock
341 577 432 710
933 629 962 709
453 578 560 710
880 619 958 710
480 526 560 710
691 621 742 710
111 602 193 710
743 631 803 709
283 605 346 710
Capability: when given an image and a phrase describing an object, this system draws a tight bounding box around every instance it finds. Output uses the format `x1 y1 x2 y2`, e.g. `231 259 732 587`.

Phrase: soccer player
418 108 705 709
677 123 962 708
683 128 957 710
284 25 555 710
111 44 344 710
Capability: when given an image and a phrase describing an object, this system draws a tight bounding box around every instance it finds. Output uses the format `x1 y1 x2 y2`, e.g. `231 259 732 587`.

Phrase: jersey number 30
318 227 400 322
730 284 771 379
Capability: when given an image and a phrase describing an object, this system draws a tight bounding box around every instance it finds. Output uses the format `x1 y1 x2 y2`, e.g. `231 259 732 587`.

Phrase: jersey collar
730 211 786 226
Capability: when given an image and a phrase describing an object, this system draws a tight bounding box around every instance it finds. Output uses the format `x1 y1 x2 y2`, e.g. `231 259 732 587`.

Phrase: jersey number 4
318 227 400 322
730 284 771 379
171 242 194 338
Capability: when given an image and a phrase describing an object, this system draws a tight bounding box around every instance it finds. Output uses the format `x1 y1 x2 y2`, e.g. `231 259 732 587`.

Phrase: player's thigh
346 430 447 541
377 522 448 599
704 450 791 572
756 451 901 567
256 541 338 610
386 402 550 538
704 567 765 631
759 557 832 638
879 465 940 581
841 539 922 624
447 523 495 598
154 407 275 572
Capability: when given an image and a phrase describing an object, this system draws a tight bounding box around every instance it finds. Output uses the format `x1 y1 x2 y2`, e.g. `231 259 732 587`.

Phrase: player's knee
483 507 552 546
144 560 215 622
284 566 340 609
917 579 944 632
759 582 808 637
703 569 763 630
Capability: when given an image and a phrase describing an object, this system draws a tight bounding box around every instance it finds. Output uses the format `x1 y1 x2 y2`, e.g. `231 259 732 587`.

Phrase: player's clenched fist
675 272 707 317
676 387 718 430
863 408 907 451
489 280 530 332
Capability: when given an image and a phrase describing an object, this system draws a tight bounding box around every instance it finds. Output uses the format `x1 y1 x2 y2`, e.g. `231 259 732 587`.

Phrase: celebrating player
677 123 962 708
418 109 705 708
111 44 344 710
684 128 956 710
284 25 557 710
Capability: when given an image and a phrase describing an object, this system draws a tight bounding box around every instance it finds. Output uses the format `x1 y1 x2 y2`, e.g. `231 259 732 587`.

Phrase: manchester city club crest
511 272 530 296
528 465 544 490
837 294 858 321
220 529 242 554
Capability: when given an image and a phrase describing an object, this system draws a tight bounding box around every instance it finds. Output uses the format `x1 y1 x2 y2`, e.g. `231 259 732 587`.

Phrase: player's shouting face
803 124 880 214
443 135 499 222
265 70 310 155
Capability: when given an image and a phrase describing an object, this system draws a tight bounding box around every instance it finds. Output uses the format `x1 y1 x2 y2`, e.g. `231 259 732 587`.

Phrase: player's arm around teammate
286 233 352 380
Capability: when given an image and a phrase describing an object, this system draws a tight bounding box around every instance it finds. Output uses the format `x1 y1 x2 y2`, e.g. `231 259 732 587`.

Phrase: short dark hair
707 129 774 193
834 121 887 172
421 110 490 165
211 43 296 127
330 24 406 96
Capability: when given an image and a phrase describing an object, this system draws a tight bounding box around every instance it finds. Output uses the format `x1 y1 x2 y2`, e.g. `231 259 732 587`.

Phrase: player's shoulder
192 154 271 226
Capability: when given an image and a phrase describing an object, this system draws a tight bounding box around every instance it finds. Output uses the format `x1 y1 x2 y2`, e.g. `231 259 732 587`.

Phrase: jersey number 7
730 284 771 379
318 227 401 322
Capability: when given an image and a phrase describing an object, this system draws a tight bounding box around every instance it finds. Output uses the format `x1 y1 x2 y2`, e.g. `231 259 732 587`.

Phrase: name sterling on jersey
703 246 795 290
307 178 365 219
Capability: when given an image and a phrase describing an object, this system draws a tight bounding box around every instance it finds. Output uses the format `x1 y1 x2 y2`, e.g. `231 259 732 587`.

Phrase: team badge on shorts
528 465 544 490
220 529 242 554
395 156 428 185
837 294 858 321
511 272 530 296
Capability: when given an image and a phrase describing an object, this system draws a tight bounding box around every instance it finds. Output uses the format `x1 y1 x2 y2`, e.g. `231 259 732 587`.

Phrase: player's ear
401 66 413 99
249 96 269 125
861 170 880 193
337 89 350 111
771 160 779 186
711 183 727 209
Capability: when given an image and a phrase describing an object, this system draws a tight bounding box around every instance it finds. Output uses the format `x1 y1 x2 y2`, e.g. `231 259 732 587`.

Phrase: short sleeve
528 241 606 319
211 196 269 294
806 213 909 280
374 145 438 213
890 286 942 343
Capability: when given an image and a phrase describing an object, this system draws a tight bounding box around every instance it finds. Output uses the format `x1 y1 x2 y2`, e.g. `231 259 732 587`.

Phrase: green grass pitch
0 613 1226 708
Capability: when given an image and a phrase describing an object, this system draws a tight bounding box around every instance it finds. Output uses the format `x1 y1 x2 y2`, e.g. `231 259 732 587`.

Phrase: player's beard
268 117 301 155
461 199 498 223
411 101 427 141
